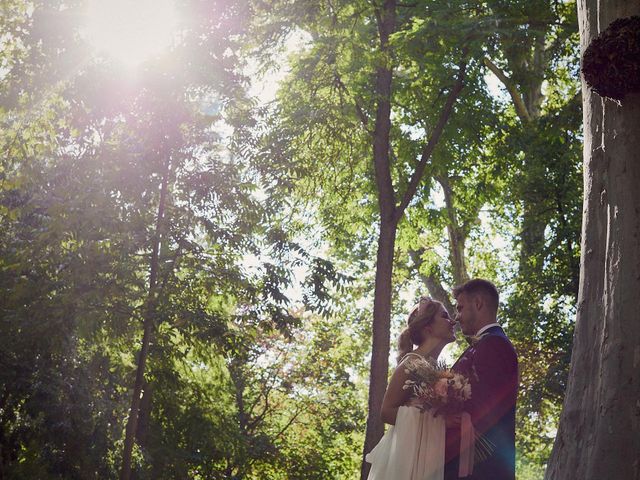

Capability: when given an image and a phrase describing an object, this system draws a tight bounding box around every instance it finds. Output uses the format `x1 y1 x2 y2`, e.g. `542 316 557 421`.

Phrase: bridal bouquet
402 355 494 467
402 356 471 414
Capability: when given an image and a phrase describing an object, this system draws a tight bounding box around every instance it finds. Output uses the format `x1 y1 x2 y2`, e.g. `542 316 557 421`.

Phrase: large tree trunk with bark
545 1 640 478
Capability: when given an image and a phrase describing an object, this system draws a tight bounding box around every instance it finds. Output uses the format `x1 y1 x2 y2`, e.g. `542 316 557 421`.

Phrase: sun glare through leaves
84 0 179 67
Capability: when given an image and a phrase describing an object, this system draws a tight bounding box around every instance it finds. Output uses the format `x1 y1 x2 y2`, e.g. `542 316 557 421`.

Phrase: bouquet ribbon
458 412 475 477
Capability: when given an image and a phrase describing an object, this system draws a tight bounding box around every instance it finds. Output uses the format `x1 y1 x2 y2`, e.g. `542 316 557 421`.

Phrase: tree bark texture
545 1 640 478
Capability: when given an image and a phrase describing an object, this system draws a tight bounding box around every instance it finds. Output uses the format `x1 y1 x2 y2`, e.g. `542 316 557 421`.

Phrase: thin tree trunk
407 176 471 315
135 379 152 448
228 358 249 480
437 175 470 286
524 32 545 119
518 199 547 276
360 14 467 480
360 5 468 477
360 2 396 478
484 43 548 288
545 1 640 478
362 217 397 480
120 154 172 480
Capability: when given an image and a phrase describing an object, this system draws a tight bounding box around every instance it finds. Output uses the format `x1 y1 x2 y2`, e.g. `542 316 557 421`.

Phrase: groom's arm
469 336 518 436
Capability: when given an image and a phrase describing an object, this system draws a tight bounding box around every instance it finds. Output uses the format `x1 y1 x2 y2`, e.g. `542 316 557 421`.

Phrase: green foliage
251 0 582 477
1 1 363 478
1 0 583 478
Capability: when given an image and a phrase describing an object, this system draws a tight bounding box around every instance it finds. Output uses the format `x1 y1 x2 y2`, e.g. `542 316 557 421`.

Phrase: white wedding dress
365 354 446 480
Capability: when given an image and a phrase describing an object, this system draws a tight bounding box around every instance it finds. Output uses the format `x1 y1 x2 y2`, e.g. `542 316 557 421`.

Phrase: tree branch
408 249 454 314
394 59 467 222
436 175 469 284
333 73 371 131
273 406 305 440
483 57 532 123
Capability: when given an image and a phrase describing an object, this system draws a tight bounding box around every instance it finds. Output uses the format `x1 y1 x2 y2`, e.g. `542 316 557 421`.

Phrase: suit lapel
452 325 506 371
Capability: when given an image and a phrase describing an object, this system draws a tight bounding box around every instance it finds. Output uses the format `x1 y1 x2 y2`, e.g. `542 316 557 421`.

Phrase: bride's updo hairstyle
397 296 442 363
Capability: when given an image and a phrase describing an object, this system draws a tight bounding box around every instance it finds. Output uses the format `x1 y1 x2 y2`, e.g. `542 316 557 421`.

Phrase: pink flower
434 378 448 398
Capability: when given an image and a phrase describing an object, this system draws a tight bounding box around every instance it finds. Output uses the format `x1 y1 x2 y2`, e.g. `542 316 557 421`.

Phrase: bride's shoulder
397 352 428 369
399 352 423 361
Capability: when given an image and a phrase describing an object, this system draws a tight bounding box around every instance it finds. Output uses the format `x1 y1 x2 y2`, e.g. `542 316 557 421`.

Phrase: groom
444 279 518 480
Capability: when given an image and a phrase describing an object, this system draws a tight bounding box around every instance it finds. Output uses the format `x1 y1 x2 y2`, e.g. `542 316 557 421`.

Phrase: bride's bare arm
380 362 412 425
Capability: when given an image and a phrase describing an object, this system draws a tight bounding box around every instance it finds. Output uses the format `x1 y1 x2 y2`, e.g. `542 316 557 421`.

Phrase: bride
366 296 457 480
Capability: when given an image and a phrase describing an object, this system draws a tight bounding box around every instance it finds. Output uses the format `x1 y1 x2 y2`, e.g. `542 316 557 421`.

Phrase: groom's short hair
453 278 499 313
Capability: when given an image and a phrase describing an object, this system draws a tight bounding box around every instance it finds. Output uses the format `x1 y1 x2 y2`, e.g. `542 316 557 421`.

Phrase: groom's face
455 292 477 336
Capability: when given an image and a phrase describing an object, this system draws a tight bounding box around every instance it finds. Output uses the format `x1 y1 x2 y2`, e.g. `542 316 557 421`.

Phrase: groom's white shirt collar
476 322 501 337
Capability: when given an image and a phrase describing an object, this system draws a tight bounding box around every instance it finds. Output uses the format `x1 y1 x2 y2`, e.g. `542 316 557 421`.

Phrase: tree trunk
135 379 152 448
437 175 470 286
120 154 171 480
407 176 471 315
518 198 547 277
361 217 397 480
544 1 640 478
360 3 396 478
360 4 468 477
228 357 249 479
485 39 548 288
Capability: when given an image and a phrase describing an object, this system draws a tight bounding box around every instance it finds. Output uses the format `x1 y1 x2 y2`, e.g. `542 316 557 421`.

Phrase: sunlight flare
84 0 179 66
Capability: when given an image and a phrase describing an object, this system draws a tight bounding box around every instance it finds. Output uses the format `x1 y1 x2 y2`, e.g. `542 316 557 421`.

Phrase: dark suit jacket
444 325 518 480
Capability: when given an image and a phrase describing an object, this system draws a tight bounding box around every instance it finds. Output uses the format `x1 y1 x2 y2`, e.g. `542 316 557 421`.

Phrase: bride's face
426 306 456 343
